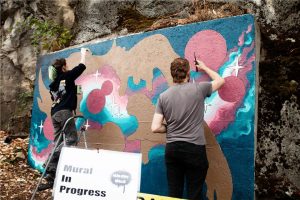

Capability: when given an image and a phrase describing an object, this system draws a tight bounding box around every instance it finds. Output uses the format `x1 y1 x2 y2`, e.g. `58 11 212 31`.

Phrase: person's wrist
201 65 208 71
80 57 86 64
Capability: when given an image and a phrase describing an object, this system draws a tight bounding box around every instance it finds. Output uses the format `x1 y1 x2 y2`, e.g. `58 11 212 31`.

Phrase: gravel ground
0 131 52 200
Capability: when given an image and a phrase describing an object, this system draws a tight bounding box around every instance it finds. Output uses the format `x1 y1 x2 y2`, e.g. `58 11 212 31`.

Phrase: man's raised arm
196 60 225 92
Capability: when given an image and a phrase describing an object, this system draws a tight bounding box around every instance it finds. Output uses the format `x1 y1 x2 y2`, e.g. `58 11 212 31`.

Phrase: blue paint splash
127 77 146 92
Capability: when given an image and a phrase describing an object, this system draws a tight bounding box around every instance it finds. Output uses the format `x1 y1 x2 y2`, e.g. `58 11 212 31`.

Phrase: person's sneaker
37 180 54 191
43 173 55 182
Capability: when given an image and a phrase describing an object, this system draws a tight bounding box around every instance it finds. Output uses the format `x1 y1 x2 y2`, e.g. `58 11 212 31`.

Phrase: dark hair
52 58 66 73
170 58 190 83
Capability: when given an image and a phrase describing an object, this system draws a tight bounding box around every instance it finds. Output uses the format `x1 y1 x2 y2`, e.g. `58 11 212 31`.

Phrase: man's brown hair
170 58 190 83
52 58 66 73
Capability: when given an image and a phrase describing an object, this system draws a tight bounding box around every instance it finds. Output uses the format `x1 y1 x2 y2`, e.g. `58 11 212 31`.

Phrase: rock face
256 95 300 198
0 0 299 198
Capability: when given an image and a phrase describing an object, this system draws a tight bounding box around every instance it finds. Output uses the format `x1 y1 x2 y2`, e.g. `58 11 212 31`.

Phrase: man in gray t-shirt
151 58 224 200
156 82 212 146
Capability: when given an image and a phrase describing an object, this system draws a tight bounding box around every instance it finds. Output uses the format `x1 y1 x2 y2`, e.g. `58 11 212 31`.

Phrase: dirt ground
0 131 52 200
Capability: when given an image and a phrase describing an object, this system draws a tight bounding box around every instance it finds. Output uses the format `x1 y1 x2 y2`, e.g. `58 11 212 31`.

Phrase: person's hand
195 60 207 71
81 48 89 55
80 48 89 64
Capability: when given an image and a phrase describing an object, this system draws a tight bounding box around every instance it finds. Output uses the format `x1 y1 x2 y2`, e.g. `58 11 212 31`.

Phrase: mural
29 14 257 199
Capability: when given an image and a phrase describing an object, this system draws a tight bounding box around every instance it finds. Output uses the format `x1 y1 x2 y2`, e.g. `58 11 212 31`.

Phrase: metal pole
83 131 88 149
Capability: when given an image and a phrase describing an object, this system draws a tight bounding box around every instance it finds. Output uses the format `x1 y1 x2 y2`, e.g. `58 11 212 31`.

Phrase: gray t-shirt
155 82 212 145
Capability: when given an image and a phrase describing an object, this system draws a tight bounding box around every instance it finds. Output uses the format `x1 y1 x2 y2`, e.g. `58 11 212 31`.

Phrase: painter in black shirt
38 48 89 191
49 62 86 116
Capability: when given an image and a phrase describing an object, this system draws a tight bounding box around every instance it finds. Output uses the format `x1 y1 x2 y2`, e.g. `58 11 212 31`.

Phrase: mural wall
28 14 257 199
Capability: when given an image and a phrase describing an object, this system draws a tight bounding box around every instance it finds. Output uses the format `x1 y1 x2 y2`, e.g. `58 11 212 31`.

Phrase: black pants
165 141 208 200
45 110 78 177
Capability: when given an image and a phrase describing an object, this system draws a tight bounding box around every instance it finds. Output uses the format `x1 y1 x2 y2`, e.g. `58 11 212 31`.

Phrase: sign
53 147 142 200
137 193 185 200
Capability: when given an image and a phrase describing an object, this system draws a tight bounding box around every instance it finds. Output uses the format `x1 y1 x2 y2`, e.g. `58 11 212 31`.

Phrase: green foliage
16 16 73 51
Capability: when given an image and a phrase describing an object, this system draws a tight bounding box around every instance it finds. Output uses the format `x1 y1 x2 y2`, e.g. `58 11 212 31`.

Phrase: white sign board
53 147 142 200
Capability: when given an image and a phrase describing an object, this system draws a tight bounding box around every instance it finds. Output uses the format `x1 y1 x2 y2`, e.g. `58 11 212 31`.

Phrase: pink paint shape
246 24 253 33
238 32 245 46
88 120 103 130
43 117 54 141
124 139 141 153
101 80 113 95
100 65 121 85
238 58 255 86
87 89 106 114
210 117 234 135
208 102 240 135
240 43 255 66
31 143 54 162
79 66 129 114
238 43 255 84
125 88 135 96
185 30 227 71
218 76 246 102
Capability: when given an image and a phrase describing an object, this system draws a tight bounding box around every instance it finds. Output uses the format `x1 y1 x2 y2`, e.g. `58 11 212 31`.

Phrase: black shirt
49 63 86 116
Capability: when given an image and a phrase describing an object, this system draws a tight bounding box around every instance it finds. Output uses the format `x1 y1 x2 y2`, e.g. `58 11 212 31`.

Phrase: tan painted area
37 69 52 116
66 34 178 95
127 93 166 163
78 122 125 152
204 122 233 200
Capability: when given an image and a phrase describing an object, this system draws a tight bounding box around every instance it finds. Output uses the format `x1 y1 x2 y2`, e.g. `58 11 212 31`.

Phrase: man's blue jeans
165 141 208 200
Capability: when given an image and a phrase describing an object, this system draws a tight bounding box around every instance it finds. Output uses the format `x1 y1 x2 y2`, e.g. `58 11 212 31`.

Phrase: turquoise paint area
190 71 201 80
30 127 50 153
127 67 169 105
141 146 168 196
80 98 138 136
222 145 254 200
127 76 146 92
153 67 163 79
76 117 86 129
150 68 169 105
219 50 239 75
217 27 256 140
245 34 253 45
216 82 255 141
28 94 51 169
148 144 165 160
27 153 45 172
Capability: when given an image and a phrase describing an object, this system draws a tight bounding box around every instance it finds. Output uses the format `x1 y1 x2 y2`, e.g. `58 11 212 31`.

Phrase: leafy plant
16 16 73 51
